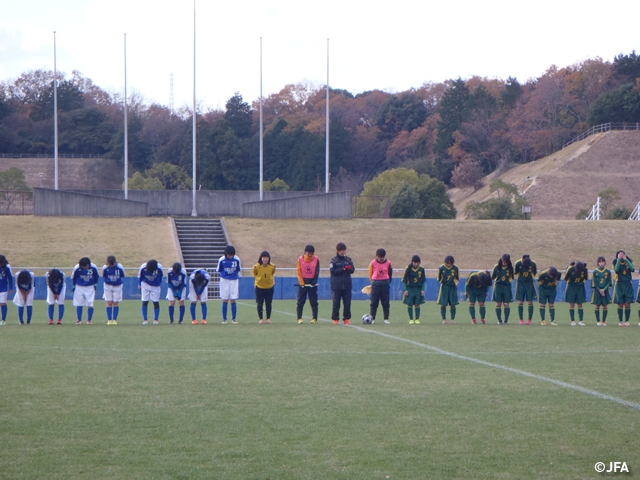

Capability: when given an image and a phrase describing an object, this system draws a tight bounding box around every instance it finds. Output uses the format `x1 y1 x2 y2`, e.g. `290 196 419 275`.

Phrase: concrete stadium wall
67 190 320 216
242 191 352 218
27 276 622 303
36 189 351 218
34 188 148 217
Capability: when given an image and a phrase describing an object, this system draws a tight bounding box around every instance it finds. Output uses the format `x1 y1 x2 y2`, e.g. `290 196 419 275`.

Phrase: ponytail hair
501 254 514 278
48 269 62 290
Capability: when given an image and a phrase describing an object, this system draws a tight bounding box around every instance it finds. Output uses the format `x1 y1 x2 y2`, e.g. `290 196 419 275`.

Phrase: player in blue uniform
13 270 35 324
139 259 164 325
166 262 187 324
45 268 66 324
72 257 100 325
189 269 210 324
0 255 14 325
217 246 242 324
103 255 125 325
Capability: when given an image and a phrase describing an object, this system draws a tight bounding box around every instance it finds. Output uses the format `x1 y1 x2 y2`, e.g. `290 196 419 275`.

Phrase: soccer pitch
1 300 638 479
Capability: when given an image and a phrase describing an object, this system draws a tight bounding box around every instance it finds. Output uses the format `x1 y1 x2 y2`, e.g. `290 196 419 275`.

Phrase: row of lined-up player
0 246 242 326
1 247 639 327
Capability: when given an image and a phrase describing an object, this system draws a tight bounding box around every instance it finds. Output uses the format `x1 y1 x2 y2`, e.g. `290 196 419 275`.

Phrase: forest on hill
1 52 639 195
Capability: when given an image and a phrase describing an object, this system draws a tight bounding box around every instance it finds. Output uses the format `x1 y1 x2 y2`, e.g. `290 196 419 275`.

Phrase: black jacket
329 254 355 291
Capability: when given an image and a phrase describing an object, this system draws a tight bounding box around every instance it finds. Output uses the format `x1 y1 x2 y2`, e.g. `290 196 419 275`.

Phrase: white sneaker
153 320 158 325
142 320 148 325
384 320 390 324
570 321 576 326
578 321 585 326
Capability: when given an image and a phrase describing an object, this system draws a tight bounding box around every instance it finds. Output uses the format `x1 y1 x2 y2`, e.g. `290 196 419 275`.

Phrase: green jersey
465 271 487 293
614 258 635 284
491 264 513 285
538 269 559 289
564 265 588 285
515 259 537 283
402 266 426 291
437 264 459 286
591 268 612 291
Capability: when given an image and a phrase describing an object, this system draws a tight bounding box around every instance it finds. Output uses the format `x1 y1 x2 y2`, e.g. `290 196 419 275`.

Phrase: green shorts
438 284 459 307
538 286 557 305
492 283 513 303
516 280 537 301
613 282 635 304
403 288 425 306
565 284 586 304
591 287 611 306
467 287 488 303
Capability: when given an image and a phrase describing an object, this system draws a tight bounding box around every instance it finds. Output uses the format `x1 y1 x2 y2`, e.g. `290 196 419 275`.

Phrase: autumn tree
451 155 484 190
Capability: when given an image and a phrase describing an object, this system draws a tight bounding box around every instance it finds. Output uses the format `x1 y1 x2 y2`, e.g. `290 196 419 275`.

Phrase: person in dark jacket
329 242 355 325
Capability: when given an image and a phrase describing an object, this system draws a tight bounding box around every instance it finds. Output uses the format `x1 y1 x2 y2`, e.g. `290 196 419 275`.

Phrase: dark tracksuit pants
332 289 352 320
370 282 390 320
255 286 274 319
297 286 318 319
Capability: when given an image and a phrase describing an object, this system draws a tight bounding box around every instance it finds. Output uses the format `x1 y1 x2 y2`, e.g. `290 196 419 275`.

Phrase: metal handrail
563 122 640 149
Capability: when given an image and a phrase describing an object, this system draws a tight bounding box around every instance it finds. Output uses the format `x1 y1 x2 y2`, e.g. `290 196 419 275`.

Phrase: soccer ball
362 314 373 324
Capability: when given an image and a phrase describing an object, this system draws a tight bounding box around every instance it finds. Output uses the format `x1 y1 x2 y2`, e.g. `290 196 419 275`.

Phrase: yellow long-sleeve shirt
253 263 276 289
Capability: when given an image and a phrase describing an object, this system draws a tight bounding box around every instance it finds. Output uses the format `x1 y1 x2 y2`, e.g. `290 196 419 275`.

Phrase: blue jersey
0 264 14 292
102 263 126 286
167 269 187 295
16 270 35 291
72 263 99 287
190 269 211 296
217 255 241 280
45 269 66 295
139 262 164 287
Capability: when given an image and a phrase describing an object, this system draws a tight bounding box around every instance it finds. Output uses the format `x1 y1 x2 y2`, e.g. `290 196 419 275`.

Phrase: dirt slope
450 131 640 219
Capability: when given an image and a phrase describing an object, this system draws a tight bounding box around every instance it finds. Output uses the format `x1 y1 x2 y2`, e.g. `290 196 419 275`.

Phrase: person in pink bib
368 248 393 324
296 245 320 324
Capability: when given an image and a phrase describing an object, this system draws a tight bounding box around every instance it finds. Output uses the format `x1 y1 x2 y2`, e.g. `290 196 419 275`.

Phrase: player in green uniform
402 255 426 324
515 254 537 325
465 270 491 324
538 267 561 325
437 255 459 324
612 251 635 326
491 254 514 324
591 256 612 326
564 261 588 325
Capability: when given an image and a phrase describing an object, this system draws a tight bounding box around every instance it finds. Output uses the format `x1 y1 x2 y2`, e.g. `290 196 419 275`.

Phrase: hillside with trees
450 130 640 219
1 52 640 214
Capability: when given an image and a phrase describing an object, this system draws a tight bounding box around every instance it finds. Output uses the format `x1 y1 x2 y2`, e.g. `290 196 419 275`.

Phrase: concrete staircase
173 218 228 298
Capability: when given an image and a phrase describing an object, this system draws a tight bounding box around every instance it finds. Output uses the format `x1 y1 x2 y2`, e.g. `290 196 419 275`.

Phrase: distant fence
0 154 104 159
562 122 640 148
0 191 33 215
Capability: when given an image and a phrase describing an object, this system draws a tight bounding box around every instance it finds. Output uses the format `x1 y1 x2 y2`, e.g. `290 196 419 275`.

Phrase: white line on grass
250 303 640 411
355 325 640 411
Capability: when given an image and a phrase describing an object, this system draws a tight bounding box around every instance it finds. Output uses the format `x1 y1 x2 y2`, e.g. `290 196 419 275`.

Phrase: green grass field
1 299 639 479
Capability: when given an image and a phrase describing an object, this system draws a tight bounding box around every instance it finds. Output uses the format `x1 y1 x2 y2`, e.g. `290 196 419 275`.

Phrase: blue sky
1 0 638 110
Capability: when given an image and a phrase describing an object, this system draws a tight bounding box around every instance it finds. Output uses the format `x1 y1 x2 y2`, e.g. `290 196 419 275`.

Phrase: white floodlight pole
53 31 59 190
124 34 129 199
325 38 330 193
191 0 197 216
259 37 264 201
